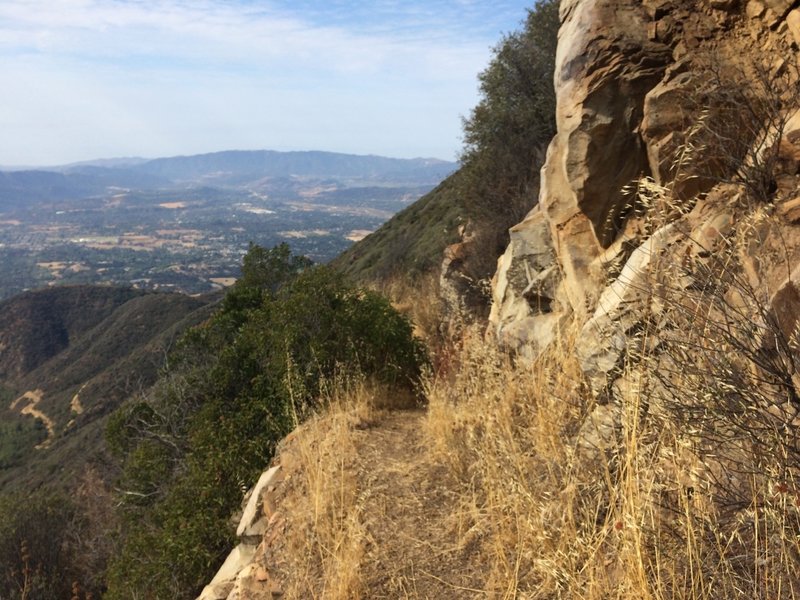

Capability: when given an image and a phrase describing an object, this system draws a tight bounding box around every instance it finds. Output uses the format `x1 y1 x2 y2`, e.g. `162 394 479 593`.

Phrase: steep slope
0 286 147 380
492 0 800 373
0 286 215 488
332 169 468 282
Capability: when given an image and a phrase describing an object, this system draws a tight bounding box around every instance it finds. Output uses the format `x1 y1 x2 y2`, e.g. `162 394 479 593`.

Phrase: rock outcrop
491 0 800 407
197 466 285 600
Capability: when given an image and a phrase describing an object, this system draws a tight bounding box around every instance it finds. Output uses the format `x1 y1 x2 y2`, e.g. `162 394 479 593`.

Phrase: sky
0 0 534 167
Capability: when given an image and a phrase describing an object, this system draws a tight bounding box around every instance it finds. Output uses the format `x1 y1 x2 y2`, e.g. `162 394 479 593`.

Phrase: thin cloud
0 0 532 165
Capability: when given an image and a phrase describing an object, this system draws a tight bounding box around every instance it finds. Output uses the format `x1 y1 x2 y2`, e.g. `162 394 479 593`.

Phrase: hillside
332 169 468 282
0 286 215 488
0 286 147 380
198 0 800 599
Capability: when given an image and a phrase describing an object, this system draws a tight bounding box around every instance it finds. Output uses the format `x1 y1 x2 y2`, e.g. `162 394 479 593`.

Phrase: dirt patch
10 389 56 449
71 384 86 415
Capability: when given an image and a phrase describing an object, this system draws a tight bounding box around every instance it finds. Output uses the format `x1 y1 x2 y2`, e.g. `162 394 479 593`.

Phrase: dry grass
271 167 800 597
278 378 379 600
381 272 444 337
268 372 488 598
423 316 800 598
266 318 800 598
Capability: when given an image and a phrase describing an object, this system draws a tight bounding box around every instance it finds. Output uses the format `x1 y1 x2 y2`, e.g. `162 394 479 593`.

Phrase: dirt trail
10 389 56 449
71 383 86 415
267 409 485 599
352 410 483 598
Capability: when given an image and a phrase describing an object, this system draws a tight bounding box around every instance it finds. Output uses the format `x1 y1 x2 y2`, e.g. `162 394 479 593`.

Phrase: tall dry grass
424 315 800 598
281 377 383 600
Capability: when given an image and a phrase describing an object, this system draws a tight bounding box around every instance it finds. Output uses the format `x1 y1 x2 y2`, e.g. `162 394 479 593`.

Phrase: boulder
491 0 677 352
764 0 794 18
549 0 671 247
787 10 800 45
746 0 766 18
489 208 568 357
577 222 680 396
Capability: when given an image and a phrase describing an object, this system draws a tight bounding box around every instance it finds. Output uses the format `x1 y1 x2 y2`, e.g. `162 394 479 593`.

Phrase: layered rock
197 466 285 600
491 0 673 349
491 0 800 402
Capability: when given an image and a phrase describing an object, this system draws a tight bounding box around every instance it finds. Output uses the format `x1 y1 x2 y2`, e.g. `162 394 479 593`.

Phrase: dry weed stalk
282 376 390 600
424 179 800 597
425 324 624 597
612 158 800 596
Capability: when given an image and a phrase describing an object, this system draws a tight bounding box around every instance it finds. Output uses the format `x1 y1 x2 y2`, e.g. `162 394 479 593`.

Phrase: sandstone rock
764 0 794 18
778 197 800 223
198 581 236 600
237 466 282 542
691 211 734 254
489 208 566 355
787 10 800 46
439 222 491 333
544 0 670 304
642 0 673 20
578 222 680 396
641 72 695 189
197 544 258 600
225 564 277 600
746 0 766 18
577 402 621 457
491 0 800 395
492 0 674 353
770 272 800 343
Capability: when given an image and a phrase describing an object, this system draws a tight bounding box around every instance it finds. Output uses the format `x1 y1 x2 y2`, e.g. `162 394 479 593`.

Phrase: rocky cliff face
491 0 800 404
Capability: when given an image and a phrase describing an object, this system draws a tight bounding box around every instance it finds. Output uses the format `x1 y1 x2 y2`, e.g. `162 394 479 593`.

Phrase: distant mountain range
0 150 457 206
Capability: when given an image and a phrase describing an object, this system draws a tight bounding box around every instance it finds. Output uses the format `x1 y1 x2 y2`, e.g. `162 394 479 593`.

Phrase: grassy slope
331 169 468 284
0 288 217 489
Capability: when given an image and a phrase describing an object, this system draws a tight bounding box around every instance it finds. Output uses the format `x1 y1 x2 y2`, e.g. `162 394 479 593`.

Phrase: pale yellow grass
423 321 800 599
266 374 486 598
280 379 373 599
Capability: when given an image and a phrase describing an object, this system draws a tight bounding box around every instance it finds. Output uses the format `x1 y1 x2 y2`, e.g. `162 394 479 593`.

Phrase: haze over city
0 0 534 166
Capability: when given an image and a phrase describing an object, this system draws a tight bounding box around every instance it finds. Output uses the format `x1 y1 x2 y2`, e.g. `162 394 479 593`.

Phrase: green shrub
105 245 426 598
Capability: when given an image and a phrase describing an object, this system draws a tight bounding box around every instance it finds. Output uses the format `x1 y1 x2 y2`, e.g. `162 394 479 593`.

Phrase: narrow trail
265 408 486 599
10 389 56 449
351 410 484 598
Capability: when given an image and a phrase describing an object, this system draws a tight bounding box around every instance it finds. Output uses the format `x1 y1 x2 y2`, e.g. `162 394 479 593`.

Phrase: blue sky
0 0 534 166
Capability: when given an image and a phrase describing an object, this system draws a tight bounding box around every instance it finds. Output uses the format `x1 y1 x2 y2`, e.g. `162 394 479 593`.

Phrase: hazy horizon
1 0 534 167
0 147 459 171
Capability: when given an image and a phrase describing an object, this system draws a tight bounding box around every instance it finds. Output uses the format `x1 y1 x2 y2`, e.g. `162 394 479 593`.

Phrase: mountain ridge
0 285 216 489
0 149 457 205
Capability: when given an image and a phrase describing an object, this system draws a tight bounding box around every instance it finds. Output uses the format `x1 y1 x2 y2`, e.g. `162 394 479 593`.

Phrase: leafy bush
105 245 426 598
335 0 559 290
